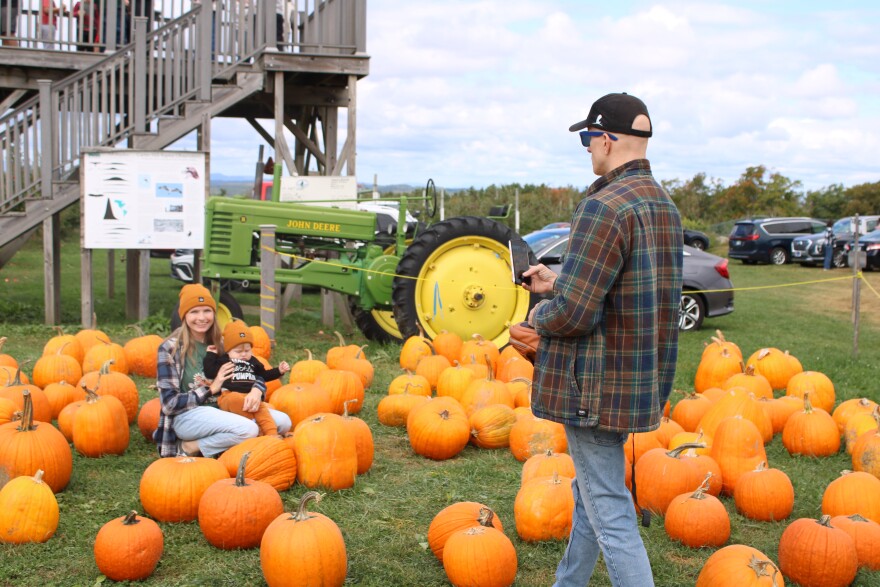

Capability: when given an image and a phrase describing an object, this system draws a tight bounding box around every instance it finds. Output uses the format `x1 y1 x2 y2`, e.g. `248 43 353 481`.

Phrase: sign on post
82 150 207 249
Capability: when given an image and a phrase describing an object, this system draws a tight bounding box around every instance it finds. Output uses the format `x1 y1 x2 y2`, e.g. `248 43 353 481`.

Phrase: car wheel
689 239 707 251
679 292 705 331
769 247 788 265
833 249 847 268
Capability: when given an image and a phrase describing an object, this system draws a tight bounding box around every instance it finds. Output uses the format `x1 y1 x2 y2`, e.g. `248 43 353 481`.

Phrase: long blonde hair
169 316 223 366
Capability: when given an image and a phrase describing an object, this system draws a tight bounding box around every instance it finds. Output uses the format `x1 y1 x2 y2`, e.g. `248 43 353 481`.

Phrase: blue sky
200 1 880 192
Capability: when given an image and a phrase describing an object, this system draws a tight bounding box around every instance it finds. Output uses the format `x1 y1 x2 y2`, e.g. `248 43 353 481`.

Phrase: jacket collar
587 159 652 197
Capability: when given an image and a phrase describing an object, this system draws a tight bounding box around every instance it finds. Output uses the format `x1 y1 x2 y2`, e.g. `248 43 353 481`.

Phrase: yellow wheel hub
412 236 530 347
215 303 237 331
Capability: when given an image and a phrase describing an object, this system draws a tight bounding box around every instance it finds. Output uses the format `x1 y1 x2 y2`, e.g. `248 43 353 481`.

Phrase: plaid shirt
153 337 215 457
531 159 683 433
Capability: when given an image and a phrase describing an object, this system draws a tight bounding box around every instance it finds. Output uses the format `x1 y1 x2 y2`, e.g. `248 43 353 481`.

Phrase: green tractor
187 181 533 348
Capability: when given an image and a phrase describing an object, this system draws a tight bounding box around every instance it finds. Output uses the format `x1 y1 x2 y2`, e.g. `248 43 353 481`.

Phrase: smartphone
508 239 531 285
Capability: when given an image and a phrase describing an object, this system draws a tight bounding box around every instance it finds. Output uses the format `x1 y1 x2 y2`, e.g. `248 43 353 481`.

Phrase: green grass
1 236 880 586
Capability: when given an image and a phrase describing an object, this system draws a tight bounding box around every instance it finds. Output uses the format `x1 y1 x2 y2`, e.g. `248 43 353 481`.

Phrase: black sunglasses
579 130 618 147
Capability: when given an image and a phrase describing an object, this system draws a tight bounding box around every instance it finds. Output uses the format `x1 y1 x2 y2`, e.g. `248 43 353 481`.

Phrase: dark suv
791 215 880 268
728 217 826 265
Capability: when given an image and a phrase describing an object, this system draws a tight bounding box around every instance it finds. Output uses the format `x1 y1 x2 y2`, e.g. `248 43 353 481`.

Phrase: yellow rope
259 244 880 297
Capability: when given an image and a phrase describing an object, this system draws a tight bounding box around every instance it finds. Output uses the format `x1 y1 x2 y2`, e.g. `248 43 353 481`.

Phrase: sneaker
179 439 202 457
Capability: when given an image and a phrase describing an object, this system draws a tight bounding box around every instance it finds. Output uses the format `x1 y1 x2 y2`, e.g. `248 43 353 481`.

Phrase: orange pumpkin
459 373 514 416
74 324 110 358
0 390 73 493
399 328 432 371
781 392 840 457
851 408 880 477
0 469 59 544
407 397 471 461
664 473 730 548
694 348 742 393
0 369 53 423
733 461 794 522
710 416 767 495
78 360 139 424
696 544 783 586
82 338 129 375
72 384 130 457
468 404 516 449
292 413 358 490
42 380 86 421
137 398 161 442
436 363 475 402
521 449 576 485
721 365 772 400
514 472 574 541
830 514 880 570
786 370 835 413
698 388 773 444
414 352 451 391
745 347 801 390
122 328 163 378
833 398 879 434
443 508 517 587
0 336 19 370
249 325 273 360
508 416 567 462
335 346 374 389
427 502 504 561
387 371 431 397
325 331 362 370
260 492 347 587
700 330 742 362
139 455 230 522
42 328 84 365
217 436 298 492
269 382 333 429
670 391 713 432
634 442 710 515
376 388 430 428
94 511 164 581
32 346 83 389
341 399 374 474
432 330 464 365
844 409 879 455
760 395 802 435
778 515 858 587
822 470 880 524
198 452 284 549
314 369 364 415
289 350 328 383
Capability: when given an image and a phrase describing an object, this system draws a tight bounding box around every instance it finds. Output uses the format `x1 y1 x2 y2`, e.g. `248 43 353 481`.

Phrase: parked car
728 217 826 265
541 222 571 230
526 230 734 331
522 228 570 255
843 228 880 271
791 215 880 268
683 229 710 250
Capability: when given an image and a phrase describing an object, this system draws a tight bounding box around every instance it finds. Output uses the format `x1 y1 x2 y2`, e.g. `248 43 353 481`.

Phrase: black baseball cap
568 92 652 138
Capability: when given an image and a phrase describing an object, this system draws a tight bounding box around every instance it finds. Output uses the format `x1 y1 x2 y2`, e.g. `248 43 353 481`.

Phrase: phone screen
508 240 531 285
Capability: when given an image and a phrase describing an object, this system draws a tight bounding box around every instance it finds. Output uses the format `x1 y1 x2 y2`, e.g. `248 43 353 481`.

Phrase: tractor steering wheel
424 178 438 218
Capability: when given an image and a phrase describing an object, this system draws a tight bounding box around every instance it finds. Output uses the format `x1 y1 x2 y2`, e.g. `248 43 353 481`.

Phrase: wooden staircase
0 0 366 276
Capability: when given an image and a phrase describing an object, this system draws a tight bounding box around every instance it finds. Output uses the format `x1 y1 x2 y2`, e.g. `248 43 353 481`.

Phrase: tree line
410 166 880 237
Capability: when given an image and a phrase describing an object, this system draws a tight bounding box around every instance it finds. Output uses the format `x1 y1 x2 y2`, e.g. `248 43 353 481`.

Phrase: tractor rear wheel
392 216 533 348
348 299 402 344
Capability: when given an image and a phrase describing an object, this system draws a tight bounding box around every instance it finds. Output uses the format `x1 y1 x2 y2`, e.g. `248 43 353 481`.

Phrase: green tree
842 181 880 216
715 166 804 220
804 184 847 219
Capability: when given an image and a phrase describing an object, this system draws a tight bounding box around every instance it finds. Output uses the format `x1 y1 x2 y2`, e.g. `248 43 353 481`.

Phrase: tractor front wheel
392 216 533 348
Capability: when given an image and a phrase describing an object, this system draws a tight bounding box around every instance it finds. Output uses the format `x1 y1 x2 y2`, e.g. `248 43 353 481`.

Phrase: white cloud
205 0 880 191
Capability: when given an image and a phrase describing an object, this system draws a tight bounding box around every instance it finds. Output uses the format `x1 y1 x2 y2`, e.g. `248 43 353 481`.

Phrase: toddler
203 319 290 436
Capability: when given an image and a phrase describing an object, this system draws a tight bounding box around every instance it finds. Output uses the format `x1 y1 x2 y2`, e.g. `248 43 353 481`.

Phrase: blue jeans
554 426 654 587
824 242 833 269
173 406 291 457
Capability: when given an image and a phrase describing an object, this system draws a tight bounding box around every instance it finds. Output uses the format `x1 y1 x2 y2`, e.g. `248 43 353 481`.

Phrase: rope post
260 225 279 352
852 214 861 359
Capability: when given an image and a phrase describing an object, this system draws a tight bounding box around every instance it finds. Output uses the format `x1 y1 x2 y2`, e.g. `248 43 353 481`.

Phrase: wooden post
138 249 150 320
42 213 61 324
852 214 861 359
81 248 93 328
260 225 278 350
125 250 138 319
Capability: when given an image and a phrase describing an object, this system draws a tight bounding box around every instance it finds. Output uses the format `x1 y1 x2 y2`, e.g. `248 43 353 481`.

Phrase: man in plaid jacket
523 92 683 587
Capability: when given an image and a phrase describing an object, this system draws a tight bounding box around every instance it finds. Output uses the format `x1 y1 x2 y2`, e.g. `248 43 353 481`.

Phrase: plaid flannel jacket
531 159 683 433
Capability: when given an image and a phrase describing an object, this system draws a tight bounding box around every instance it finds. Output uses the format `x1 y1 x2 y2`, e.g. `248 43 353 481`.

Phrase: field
1 235 880 587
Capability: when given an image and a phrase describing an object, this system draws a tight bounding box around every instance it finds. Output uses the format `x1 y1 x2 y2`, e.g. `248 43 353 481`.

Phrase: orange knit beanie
177 284 216 319
222 319 253 352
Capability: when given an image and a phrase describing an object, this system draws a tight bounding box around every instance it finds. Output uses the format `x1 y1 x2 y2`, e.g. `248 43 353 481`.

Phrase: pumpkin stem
666 442 707 458
17 389 36 431
747 555 780 580
802 390 814 414
439 409 450 421
333 331 346 347
122 510 142 525
355 345 368 360
476 507 495 528
126 324 146 337
817 514 833 527
754 460 769 472
81 382 101 403
690 472 713 499
871 406 880 428
0 336 6 352
304 349 314 361
484 354 494 381
343 399 359 417
33 469 46 483
99 359 116 376
848 513 869 522
235 452 251 487
509 377 533 386
292 491 324 521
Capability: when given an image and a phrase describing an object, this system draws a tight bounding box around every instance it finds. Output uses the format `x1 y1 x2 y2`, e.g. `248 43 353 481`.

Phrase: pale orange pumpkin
376 386 431 428
786 370 835 413
0 469 59 544
82 338 129 375
435 363 474 402
833 398 879 435
387 371 431 397
700 330 742 362
399 328 432 371
468 404 516 449
459 335 500 373
508 416 567 462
